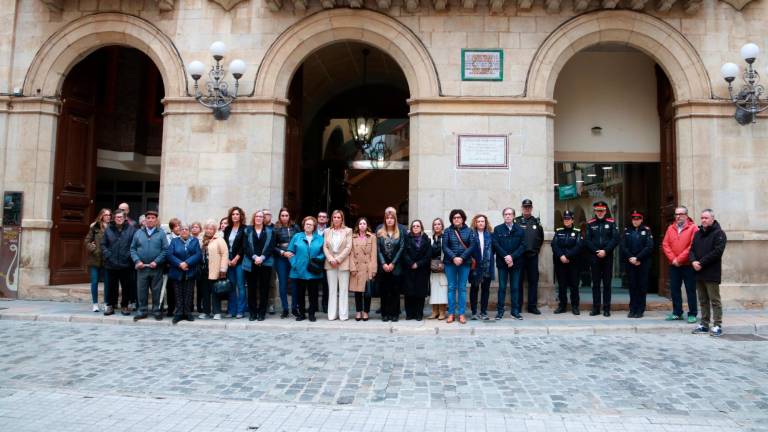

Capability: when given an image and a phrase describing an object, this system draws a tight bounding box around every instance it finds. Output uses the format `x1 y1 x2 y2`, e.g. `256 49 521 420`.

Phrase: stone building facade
0 0 766 306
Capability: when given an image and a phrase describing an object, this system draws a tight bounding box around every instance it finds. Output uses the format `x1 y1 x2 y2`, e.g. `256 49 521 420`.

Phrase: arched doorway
49 46 165 285
283 42 410 225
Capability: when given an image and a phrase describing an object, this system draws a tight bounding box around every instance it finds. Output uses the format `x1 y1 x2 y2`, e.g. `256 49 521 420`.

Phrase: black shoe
355 315 362 322
636 313 643 318
528 307 542 315
553 306 566 314
133 313 148 322
257 315 265 321
391 315 399 322
103 306 115 316
308 313 316 322
249 315 257 321
603 310 611 317
495 314 503 320
382 316 390 322
281 311 289 319
628 312 636 318
166 311 174 318
296 315 306 321
154 313 163 321
172 316 182 325
186 315 195 322
589 309 600 316
512 312 523 320
572 308 580 315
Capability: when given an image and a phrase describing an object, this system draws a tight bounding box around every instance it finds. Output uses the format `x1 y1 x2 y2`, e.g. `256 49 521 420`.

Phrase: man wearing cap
130 210 169 321
620 210 654 318
584 201 619 316
514 199 544 315
551 210 582 314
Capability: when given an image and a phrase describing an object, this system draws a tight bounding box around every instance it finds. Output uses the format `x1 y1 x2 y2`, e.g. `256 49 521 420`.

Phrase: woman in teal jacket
287 216 326 322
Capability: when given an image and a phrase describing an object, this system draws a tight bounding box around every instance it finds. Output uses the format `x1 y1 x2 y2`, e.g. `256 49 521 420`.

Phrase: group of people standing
83 199 728 334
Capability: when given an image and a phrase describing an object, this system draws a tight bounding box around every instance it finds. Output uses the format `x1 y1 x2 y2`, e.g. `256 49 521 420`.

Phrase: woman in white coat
323 210 353 320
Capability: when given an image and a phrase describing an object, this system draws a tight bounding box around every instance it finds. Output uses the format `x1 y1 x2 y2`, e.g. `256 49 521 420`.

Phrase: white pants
326 268 350 320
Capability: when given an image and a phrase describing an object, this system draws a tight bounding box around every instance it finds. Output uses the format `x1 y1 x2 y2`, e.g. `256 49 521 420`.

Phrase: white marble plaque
457 135 508 168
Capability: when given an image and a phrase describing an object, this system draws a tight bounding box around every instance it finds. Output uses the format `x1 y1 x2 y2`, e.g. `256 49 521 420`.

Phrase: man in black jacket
101 210 137 316
551 210 582 315
690 209 727 337
620 210 654 318
584 201 619 316
514 199 544 314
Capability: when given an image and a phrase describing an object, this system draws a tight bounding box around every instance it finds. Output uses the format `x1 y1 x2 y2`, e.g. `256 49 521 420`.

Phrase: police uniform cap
521 198 533 207
593 201 608 210
630 210 644 219
562 210 574 219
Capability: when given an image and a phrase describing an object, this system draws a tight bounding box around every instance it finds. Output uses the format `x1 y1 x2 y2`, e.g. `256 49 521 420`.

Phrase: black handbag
305 241 324 275
212 278 232 295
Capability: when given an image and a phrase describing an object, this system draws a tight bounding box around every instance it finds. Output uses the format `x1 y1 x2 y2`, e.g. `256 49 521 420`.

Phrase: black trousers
106 268 134 308
627 262 649 314
166 277 177 315
555 262 580 308
590 256 613 310
247 266 272 318
470 277 491 315
174 277 195 318
378 272 401 317
320 270 329 313
294 278 319 316
354 292 371 313
197 277 211 315
404 295 425 319
517 254 540 311
195 276 203 312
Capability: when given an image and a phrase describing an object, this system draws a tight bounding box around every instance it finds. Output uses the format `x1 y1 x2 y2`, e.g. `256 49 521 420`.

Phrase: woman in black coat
402 220 432 320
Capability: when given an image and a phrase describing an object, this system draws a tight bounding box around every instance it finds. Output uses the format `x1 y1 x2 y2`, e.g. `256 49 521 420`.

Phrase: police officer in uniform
514 199 544 315
551 210 582 315
584 201 619 316
620 210 654 318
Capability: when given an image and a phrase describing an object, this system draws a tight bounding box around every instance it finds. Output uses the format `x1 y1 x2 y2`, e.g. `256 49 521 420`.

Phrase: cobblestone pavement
0 320 766 431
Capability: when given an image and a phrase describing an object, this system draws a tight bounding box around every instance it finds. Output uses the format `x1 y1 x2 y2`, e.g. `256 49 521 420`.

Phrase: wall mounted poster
457 135 508 169
461 49 504 81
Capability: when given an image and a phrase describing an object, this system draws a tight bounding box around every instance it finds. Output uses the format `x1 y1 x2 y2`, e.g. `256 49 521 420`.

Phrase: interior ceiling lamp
187 41 246 120
721 43 768 125
348 48 380 160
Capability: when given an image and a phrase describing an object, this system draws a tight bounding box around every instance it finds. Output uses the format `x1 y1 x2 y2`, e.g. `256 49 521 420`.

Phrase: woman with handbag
442 209 477 324
84 208 111 312
323 210 353 321
200 220 230 320
469 214 495 320
403 220 432 321
287 216 325 322
349 217 377 321
428 218 448 320
376 208 405 322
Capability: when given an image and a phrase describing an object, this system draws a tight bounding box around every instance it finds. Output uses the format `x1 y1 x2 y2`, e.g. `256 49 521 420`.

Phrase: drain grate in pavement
719 334 768 341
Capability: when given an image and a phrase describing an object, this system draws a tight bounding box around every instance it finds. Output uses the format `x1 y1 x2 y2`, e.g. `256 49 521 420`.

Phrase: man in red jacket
662 206 699 323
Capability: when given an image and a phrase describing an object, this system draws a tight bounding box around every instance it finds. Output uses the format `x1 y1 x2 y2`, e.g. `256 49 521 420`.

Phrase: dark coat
442 224 477 264
551 226 582 263
514 215 544 255
101 221 137 270
584 217 620 262
620 225 654 265
491 223 527 268
431 234 444 260
689 221 727 283
377 231 405 276
167 237 202 281
402 233 432 297
243 225 275 270
85 223 107 267
471 230 495 282
223 225 246 261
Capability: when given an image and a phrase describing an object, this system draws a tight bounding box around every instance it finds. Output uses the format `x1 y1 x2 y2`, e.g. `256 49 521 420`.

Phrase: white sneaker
213 314 222 320
92 304 100 312
198 313 207 320
236 314 243 319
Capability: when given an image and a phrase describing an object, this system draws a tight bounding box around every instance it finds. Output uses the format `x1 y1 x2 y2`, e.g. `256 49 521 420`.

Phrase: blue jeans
669 265 697 317
445 262 470 316
88 266 107 304
227 263 246 315
497 265 521 316
274 256 292 313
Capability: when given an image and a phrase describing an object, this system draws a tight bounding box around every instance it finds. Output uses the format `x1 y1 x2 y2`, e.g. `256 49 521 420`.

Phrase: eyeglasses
674 213 687 216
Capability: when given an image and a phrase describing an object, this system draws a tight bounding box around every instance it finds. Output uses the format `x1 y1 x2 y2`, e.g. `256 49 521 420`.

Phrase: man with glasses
662 206 699 322
584 201 619 316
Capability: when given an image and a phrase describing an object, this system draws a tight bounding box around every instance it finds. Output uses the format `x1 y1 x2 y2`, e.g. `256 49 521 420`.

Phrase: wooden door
656 65 677 297
48 54 101 284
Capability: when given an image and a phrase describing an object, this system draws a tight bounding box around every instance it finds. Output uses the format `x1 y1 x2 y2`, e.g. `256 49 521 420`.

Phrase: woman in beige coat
200 220 229 320
323 210 353 321
349 217 378 321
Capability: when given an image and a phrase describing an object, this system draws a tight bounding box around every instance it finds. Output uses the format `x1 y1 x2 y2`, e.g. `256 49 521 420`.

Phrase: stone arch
253 9 441 99
24 13 186 97
526 10 711 101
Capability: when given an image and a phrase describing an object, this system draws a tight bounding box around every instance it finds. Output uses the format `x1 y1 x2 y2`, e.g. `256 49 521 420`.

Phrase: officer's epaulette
605 218 615 222
587 218 596 223
556 227 564 231
573 228 580 232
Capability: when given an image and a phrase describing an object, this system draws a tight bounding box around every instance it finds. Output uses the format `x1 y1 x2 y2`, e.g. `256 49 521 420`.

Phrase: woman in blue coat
470 214 495 320
287 216 326 322
442 209 478 324
167 224 202 324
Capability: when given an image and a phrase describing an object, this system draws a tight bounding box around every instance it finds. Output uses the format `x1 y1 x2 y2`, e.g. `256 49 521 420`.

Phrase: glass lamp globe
210 41 227 60
740 43 759 63
229 59 246 79
720 63 739 82
188 61 206 80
